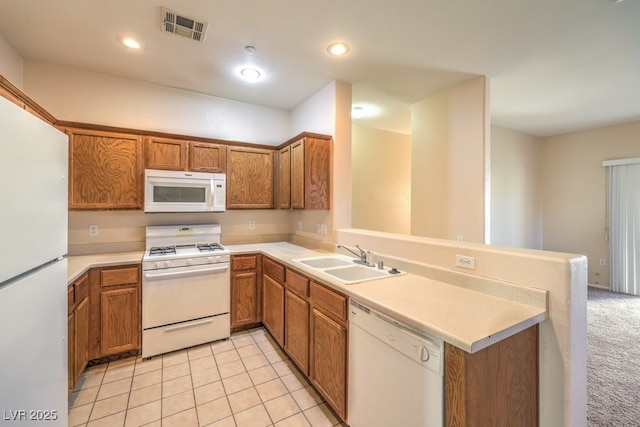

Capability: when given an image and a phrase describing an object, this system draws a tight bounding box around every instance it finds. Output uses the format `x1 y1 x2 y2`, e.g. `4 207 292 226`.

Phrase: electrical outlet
89 224 98 236
455 254 475 269
297 221 303 230
319 224 328 235
249 221 255 230
600 258 606 266
456 235 464 242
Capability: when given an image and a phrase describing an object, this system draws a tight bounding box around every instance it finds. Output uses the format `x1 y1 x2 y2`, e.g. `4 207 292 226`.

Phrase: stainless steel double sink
292 254 405 285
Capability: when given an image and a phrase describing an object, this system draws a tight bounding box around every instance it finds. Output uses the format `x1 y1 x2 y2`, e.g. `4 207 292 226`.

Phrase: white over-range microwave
144 169 226 213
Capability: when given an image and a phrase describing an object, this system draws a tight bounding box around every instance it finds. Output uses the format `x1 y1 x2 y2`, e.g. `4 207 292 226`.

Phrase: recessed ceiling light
121 37 142 49
327 42 350 56
240 67 261 81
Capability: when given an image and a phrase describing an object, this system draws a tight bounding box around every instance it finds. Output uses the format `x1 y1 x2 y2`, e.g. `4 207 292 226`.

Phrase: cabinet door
303 137 331 210
189 142 227 172
262 274 285 346
227 146 275 209
290 140 305 209
67 311 75 395
100 286 140 356
145 137 188 170
74 297 90 382
285 290 309 375
231 270 259 328
278 145 291 209
310 307 347 420
68 129 143 209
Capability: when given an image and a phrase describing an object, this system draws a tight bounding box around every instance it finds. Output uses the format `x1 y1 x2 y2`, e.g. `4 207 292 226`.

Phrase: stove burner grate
197 243 224 252
149 246 177 256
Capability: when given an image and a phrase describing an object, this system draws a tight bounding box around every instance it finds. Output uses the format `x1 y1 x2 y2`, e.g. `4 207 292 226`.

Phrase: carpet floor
587 286 640 426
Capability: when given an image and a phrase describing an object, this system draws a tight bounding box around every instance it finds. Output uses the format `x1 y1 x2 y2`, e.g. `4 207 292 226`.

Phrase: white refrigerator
0 95 69 426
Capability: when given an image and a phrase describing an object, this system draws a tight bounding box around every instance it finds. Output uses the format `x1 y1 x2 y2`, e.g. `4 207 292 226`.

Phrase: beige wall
491 126 543 249
0 35 23 88
351 124 411 234
411 76 488 243
542 120 640 287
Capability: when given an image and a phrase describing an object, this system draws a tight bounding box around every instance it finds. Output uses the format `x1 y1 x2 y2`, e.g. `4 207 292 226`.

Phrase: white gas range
141 224 231 358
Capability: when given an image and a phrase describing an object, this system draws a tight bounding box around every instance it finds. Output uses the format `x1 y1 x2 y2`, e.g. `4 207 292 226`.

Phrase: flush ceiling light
121 37 142 49
327 42 350 56
352 106 365 119
240 67 261 81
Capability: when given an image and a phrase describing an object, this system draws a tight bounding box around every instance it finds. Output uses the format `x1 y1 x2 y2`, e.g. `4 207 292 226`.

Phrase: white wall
351 124 411 234
0 35 23 88
491 126 543 249
411 76 489 243
24 61 290 145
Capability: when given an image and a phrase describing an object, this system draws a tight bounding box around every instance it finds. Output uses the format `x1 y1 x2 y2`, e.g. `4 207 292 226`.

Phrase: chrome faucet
336 244 374 267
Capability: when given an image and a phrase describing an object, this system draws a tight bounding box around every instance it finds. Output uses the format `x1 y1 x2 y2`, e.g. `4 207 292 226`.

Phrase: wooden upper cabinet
67 128 143 210
145 137 227 173
279 134 331 210
227 146 275 209
145 137 188 170
278 145 291 209
189 142 227 173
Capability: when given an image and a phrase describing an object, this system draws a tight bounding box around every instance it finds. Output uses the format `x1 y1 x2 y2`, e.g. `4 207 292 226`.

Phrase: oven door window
153 186 206 203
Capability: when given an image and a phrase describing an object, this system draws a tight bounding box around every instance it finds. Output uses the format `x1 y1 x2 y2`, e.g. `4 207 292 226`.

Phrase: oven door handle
144 264 229 280
164 318 213 332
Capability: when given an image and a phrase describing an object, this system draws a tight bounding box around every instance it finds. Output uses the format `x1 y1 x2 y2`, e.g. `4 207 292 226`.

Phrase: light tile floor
68 327 346 427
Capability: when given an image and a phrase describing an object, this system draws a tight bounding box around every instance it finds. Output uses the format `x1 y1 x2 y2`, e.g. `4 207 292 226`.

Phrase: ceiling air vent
161 7 208 42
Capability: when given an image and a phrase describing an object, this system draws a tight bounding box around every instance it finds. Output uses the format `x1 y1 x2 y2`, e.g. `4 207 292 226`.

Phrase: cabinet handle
164 318 213 332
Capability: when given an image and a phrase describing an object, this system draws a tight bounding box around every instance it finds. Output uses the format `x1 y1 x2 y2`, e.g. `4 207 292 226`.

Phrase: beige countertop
228 242 547 353
67 242 547 353
66 251 144 283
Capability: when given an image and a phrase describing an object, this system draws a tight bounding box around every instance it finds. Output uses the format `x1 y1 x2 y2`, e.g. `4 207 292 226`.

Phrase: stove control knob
153 262 161 269
186 259 193 266
164 261 171 268
208 257 214 263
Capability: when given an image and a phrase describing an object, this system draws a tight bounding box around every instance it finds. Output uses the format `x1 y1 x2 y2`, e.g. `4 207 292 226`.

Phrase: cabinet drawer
263 257 285 284
310 282 347 322
232 254 258 271
286 269 309 298
100 265 140 287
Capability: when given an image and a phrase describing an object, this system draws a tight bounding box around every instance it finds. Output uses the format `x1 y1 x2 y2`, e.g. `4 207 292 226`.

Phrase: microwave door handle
144 264 229 280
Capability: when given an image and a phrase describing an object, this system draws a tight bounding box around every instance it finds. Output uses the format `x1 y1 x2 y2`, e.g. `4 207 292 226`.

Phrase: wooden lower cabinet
100 287 140 356
285 290 309 375
88 264 141 359
445 325 539 427
231 254 262 329
309 307 347 420
68 272 90 394
262 274 285 346
309 281 348 421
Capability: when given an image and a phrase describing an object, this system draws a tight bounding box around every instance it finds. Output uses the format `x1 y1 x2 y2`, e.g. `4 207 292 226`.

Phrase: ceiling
0 0 638 137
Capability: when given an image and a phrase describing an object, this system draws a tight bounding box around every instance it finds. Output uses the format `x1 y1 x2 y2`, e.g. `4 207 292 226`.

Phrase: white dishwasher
348 299 444 427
